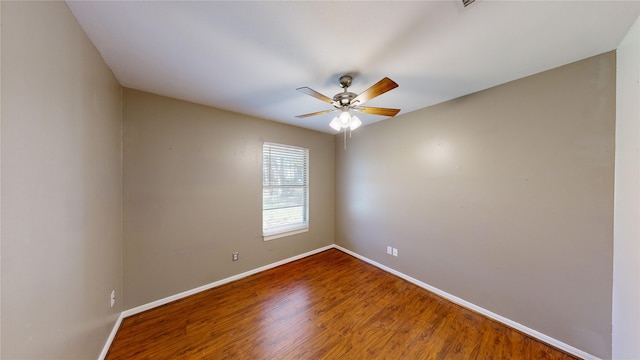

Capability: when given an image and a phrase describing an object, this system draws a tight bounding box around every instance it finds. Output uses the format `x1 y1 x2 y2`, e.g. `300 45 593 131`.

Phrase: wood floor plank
106 249 581 359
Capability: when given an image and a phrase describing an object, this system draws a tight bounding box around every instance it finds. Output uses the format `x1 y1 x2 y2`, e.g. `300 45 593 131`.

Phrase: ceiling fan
296 75 400 132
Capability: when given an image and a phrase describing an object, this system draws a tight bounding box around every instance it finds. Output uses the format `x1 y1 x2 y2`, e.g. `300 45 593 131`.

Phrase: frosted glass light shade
350 116 362 130
329 116 342 131
339 110 351 125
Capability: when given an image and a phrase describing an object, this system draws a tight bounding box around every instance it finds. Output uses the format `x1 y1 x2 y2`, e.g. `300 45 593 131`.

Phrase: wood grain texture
107 249 580 359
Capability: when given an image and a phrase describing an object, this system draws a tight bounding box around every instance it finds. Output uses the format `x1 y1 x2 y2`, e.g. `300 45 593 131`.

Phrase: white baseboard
99 244 598 360
98 244 334 359
334 245 599 360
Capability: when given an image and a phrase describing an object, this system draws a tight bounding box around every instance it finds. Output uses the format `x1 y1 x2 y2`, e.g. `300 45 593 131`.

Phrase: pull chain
344 129 347 150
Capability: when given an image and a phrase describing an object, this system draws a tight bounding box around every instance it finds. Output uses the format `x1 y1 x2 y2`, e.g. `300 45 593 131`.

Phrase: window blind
262 143 309 238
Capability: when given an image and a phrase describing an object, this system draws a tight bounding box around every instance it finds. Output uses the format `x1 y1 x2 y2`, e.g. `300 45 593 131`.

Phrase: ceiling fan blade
296 87 334 104
351 77 398 105
295 109 338 118
353 106 401 117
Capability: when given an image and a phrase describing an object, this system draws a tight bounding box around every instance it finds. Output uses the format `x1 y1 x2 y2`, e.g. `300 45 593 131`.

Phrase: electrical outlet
232 252 239 261
392 248 398 257
386 246 392 255
110 290 116 307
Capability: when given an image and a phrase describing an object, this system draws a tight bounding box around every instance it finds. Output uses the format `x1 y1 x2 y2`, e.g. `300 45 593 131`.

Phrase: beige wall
336 52 615 358
122 89 335 308
1 2 123 359
613 16 640 360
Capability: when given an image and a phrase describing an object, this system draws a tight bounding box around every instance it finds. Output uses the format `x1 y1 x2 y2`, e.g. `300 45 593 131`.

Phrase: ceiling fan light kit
296 75 400 135
329 109 362 132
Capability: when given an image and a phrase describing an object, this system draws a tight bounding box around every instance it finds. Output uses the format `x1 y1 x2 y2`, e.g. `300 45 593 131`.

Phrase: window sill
263 227 308 241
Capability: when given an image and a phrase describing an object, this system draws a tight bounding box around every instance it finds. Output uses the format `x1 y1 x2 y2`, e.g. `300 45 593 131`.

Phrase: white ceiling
67 1 639 134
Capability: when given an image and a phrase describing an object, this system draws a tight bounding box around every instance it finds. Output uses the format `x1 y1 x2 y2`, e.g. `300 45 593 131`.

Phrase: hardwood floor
106 249 580 359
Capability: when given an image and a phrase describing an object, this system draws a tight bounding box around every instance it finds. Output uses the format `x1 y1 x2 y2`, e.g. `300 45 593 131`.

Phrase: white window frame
262 142 309 241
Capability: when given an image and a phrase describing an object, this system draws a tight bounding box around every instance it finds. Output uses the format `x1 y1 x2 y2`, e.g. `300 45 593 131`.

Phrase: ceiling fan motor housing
333 91 357 107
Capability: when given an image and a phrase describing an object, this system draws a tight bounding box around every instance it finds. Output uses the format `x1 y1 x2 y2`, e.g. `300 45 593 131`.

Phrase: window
262 143 309 240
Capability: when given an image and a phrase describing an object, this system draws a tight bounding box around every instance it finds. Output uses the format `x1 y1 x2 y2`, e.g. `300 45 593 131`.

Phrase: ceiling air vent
462 0 475 7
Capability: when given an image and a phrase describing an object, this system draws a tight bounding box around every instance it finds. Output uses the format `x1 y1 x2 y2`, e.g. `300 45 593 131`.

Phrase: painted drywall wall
613 16 640 360
123 89 335 308
1 2 123 359
336 52 615 358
